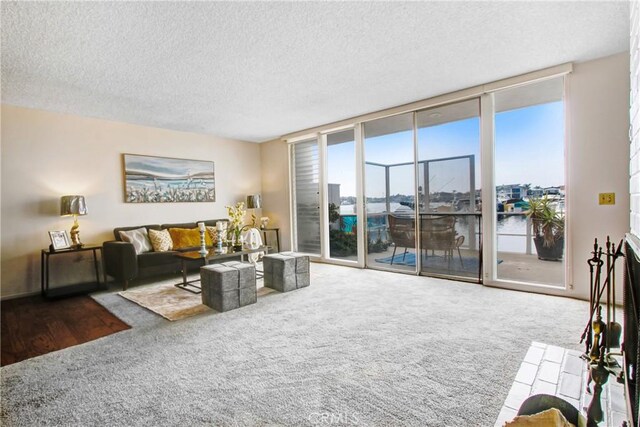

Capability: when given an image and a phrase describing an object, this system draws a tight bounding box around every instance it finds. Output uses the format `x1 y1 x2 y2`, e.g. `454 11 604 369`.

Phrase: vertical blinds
293 140 321 254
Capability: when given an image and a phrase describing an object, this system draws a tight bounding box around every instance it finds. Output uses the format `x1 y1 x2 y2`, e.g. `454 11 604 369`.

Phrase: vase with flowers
260 216 270 229
226 201 247 250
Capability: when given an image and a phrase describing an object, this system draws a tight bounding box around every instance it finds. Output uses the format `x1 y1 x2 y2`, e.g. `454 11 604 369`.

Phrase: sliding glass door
416 99 482 281
364 113 416 273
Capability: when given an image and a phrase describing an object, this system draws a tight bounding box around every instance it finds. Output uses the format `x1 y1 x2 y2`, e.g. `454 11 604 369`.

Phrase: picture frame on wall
122 154 215 203
49 230 71 251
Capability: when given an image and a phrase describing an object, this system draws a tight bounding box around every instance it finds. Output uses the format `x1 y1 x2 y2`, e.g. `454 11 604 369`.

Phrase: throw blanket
242 228 264 263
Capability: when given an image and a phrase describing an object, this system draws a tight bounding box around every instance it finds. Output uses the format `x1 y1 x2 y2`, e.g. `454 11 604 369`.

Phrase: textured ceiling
1 1 630 143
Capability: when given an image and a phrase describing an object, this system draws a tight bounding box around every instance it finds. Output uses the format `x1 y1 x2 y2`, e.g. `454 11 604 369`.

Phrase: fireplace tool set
579 236 625 423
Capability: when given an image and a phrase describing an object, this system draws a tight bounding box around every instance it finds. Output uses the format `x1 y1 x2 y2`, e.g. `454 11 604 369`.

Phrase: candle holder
216 235 224 253
197 222 208 256
215 222 227 253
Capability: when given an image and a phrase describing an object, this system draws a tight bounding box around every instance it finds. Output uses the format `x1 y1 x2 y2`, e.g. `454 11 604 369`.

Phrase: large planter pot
533 235 564 261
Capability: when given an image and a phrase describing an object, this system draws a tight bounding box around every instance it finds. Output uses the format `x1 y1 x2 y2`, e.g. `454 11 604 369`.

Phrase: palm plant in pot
526 196 565 261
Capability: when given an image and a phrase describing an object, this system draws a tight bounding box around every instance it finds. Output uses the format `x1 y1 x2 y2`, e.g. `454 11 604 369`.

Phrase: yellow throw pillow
148 229 173 252
168 227 213 250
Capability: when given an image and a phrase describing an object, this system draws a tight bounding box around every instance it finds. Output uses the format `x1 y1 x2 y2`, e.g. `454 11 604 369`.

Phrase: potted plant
526 196 565 261
226 201 247 250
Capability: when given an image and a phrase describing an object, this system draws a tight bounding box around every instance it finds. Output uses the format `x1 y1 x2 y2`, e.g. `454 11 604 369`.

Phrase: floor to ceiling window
416 99 482 281
493 77 565 286
326 129 359 262
289 72 567 289
292 138 321 255
364 113 416 273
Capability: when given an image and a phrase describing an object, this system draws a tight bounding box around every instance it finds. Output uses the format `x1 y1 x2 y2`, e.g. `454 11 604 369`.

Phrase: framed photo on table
49 230 71 251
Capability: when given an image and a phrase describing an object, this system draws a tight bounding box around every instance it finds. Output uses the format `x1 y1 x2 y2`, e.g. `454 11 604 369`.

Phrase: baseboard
1 290 41 301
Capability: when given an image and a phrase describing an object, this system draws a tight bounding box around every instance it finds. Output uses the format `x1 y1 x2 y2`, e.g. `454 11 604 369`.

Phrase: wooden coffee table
174 246 268 294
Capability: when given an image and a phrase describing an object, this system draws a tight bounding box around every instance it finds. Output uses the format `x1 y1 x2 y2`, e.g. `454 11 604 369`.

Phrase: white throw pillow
148 228 173 252
119 227 152 254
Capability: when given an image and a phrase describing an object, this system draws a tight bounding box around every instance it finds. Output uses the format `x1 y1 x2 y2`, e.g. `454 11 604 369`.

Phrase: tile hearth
495 342 627 427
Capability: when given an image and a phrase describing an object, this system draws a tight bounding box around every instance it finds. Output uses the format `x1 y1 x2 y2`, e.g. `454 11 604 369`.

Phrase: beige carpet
5 263 592 426
118 280 273 321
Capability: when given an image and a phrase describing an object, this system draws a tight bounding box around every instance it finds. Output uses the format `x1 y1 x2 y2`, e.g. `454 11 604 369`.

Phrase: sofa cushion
148 228 173 252
168 227 213 249
119 227 153 254
206 226 220 245
137 251 180 269
161 222 198 230
197 219 229 227
113 224 161 241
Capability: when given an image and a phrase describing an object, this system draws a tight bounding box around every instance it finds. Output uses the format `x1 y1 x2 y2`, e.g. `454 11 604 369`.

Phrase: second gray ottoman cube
200 261 257 312
263 252 310 292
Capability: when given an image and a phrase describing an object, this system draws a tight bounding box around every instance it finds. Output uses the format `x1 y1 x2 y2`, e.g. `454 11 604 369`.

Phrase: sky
327 101 564 198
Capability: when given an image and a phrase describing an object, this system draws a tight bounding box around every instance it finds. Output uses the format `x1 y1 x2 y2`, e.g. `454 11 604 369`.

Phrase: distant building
328 183 341 207
497 184 563 200
496 184 526 200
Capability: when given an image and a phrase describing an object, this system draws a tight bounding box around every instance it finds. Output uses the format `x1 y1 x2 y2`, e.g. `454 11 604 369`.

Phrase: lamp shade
60 195 87 216
246 194 262 209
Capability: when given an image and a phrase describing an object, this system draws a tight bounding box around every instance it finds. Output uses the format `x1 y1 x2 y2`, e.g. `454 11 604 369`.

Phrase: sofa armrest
103 241 138 284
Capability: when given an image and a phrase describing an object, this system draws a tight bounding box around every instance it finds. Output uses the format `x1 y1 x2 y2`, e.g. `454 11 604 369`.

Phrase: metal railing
339 210 535 255
497 211 534 255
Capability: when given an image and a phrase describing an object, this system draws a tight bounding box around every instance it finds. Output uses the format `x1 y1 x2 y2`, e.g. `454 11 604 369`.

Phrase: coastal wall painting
123 154 215 203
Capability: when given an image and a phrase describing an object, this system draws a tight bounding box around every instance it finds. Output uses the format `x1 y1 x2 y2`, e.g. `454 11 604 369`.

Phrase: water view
339 200 555 254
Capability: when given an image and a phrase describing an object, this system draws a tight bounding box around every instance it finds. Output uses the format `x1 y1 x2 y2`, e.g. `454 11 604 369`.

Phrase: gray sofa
103 219 227 290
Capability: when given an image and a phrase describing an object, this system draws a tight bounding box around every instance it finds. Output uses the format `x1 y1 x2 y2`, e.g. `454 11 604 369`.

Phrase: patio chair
387 214 416 265
421 215 464 267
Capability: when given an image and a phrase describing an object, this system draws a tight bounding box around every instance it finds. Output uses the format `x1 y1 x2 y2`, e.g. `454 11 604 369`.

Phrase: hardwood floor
1 295 130 366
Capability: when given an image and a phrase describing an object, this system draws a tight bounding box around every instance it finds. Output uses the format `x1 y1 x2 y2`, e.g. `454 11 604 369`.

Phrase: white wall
566 52 630 302
630 1 640 237
1 105 262 298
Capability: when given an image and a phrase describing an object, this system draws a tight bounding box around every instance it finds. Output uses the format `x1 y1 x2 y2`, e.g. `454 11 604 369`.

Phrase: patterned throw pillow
148 228 173 252
168 227 213 250
119 227 152 254
206 226 219 245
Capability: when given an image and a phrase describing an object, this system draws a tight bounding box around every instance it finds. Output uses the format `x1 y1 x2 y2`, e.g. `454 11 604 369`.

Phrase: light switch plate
599 193 615 205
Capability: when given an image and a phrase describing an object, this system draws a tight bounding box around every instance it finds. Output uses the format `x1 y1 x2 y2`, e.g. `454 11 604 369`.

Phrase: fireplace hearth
623 234 640 426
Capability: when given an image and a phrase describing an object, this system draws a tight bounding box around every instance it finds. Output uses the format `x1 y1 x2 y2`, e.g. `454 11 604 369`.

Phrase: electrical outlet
598 193 615 205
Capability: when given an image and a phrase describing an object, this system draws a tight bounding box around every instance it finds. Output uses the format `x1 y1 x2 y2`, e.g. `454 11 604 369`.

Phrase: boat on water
498 194 565 214
502 198 530 212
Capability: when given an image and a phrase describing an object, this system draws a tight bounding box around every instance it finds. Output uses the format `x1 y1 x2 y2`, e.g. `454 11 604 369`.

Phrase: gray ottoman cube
200 261 256 312
263 252 310 292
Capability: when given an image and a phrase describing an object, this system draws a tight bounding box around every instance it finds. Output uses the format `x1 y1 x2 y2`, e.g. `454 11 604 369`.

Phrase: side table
260 228 280 253
41 244 103 298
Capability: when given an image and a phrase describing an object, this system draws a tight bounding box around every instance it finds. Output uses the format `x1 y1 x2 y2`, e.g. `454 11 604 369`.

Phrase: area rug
118 282 275 321
118 283 212 321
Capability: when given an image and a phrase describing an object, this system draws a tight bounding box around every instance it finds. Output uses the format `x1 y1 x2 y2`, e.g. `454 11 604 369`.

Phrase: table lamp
60 195 87 247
